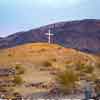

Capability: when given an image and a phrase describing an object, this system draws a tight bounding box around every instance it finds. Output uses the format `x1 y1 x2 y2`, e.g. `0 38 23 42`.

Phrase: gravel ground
24 92 85 100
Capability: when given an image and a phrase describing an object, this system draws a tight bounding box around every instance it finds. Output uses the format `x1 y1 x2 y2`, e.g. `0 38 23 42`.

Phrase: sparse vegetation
57 47 62 50
0 43 99 96
96 63 100 69
75 63 85 71
56 69 79 93
40 48 46 52
15 64 25 75
13 76 23 85
75 63 94 74
8 53 12 57
42 61 52 67
13 92 22 99
83 65 94 73
51 58 57 62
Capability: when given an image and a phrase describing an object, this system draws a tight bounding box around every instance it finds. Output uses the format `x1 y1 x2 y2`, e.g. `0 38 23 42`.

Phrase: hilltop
0 19 100 53
0 43 98 66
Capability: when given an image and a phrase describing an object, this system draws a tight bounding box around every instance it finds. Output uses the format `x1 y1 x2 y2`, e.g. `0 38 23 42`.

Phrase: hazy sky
0 0 100 37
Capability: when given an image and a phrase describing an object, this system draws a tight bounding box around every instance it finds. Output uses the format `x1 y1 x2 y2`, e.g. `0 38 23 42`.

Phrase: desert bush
13 76 23 85
12 92 22 100
8 53 12 57
83 65 94 73
75 63 85 71
65 64 73 69
42 61 52 67
15 64 25 75
40 48 46 52
51 58 57 62
56 69 79 94
75 63 94 74
57 47 62 50
96 63 100 69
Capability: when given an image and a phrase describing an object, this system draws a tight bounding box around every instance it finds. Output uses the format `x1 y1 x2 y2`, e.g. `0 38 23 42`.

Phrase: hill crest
0 19 100 53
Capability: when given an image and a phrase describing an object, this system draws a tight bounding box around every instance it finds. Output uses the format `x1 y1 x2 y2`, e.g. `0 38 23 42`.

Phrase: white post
48 29 51 44
45 29 54 44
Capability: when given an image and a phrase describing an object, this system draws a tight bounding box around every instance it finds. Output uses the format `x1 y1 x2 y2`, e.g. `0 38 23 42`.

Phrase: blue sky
0 0 100 37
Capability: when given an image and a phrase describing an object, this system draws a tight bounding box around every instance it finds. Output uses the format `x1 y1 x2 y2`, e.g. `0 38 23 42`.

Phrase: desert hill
0 19 100 53
0 43 98 66
0 43 100 97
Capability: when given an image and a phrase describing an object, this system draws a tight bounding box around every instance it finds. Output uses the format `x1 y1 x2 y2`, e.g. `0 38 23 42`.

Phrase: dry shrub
56 69 79 94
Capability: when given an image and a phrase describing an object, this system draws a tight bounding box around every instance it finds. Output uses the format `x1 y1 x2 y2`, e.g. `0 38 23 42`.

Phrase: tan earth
0 43 100 97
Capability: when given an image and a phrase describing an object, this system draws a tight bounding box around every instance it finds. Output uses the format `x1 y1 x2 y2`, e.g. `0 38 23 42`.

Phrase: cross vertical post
45 29 54 44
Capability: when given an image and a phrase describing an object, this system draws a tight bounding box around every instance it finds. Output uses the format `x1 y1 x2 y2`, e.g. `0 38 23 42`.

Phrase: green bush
56 69 79 93
42 61 52 67
96 63 100 69
8 53 12 57
83 65 94 73
15 64 25 75
75 63 94 74
13 76 23 85
75 63 85 71
51 58 57 62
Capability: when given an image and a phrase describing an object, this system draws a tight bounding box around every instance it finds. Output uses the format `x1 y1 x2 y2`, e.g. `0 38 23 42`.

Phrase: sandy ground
24 92 85 100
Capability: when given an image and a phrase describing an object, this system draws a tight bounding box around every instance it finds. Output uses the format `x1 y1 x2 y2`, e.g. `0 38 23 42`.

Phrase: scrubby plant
96 63 100 69
40 48 46 52
15 64 21 69
83 65 94 73
8 53 12 57
12 92 22 100
57 47 62 50
13 76 23 85
75 63 85 71
15 64 25 75
51 58 57 62
42 61 52 67
75 63 94 74
56 69 79 94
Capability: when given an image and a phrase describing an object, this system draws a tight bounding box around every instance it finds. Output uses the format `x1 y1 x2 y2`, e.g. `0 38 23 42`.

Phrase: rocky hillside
0 43 100 98
0 19 100 53
0 43 98 66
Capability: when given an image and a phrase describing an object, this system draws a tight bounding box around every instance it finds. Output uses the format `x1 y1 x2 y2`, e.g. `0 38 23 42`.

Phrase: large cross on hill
45 29 54 44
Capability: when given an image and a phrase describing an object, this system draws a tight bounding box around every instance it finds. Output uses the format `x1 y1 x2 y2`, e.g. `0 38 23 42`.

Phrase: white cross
45 29 54 44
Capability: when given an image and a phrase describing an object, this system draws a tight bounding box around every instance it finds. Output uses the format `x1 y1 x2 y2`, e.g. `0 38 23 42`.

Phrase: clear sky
0 0 100 37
